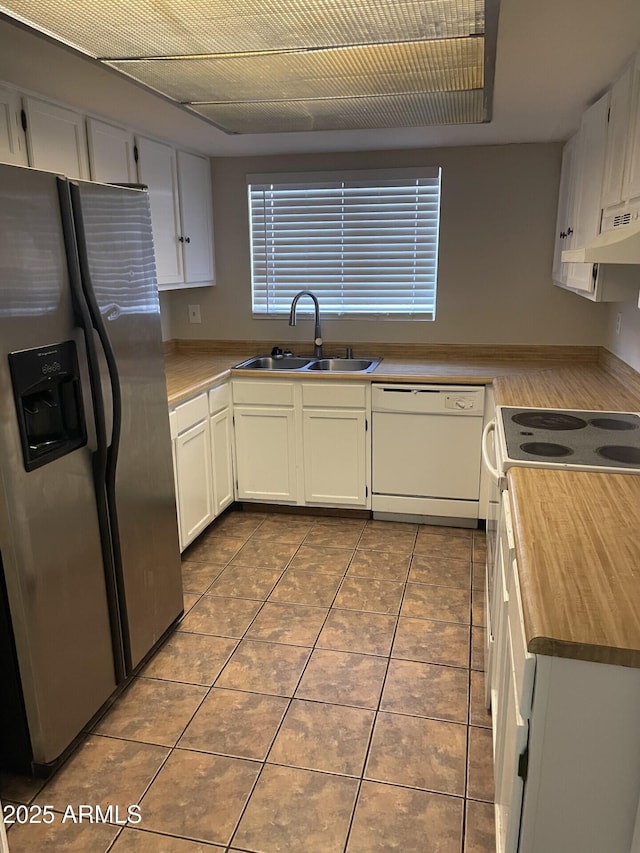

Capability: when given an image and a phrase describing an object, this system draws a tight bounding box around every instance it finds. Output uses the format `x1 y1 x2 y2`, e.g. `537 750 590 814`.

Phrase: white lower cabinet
170 382 234 551
232 378 370 509
492 493 640 853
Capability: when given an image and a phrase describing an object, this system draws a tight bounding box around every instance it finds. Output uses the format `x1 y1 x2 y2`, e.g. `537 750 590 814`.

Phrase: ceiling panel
188 90 484 133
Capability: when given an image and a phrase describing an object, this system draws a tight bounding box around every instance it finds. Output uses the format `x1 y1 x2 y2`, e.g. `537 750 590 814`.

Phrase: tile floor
1 510 496 853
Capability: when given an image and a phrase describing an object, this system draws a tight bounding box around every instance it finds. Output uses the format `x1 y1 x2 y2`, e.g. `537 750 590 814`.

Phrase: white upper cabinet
602 50 640 214
23 96 89 179
552 133 578 287
86 117 137 184
177 150 215 285
136 136 184 288
137 137 215 290
0 84 27 166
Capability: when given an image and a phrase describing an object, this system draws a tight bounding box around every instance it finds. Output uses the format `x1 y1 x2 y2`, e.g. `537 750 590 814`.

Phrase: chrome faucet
288 291 323 358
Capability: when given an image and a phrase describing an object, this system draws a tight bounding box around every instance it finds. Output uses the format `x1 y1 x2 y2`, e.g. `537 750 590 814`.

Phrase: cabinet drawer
508 555 536 719
174 392 209 434
302 382 366 408
209 383 230 415
233 380 294 406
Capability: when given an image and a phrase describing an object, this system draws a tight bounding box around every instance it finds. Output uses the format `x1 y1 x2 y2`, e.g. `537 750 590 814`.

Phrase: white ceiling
0 0 639 157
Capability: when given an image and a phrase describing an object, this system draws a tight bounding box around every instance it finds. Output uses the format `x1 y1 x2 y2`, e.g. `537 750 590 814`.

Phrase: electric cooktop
498 406 640 473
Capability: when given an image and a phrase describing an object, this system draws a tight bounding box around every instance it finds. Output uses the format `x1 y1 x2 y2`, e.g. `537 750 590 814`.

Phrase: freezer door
0 164 117 768
72 180 182 670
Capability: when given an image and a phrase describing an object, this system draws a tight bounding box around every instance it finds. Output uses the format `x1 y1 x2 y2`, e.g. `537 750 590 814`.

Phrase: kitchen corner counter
507 467 640 668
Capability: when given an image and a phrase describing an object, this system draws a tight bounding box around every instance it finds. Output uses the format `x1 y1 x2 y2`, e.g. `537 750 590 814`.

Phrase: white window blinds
248 167 441 319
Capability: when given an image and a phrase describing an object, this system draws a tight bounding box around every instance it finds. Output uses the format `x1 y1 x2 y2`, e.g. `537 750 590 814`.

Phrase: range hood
562 211 640 264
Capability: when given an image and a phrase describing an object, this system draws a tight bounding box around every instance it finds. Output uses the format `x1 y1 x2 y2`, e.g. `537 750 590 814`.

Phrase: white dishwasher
372 383 485 526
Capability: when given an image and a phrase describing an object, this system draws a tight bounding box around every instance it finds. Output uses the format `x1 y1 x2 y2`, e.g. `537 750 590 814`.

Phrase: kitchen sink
234 356 314 370
233 355 381 373
304 358 380 373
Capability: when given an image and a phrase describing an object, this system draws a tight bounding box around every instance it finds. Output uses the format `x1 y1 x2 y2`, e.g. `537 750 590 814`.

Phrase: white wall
605 299 640 372
166 143 607 347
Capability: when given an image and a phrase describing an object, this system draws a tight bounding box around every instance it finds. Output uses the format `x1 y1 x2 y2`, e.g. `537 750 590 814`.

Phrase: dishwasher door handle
481 419 500 484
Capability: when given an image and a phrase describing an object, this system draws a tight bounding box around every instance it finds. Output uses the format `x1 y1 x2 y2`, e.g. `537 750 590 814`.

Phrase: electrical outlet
188 304 201 324
616 312 622 335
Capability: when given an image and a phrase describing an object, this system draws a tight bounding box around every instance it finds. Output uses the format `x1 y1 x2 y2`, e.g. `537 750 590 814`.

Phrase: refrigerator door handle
57 178 126 682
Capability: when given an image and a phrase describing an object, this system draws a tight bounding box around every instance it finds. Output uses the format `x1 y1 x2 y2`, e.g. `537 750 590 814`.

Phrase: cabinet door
136 136 184 288
175 418 214 548
552 134 577 285
23 96 89 179
602 64 633 210
234 406 297 502
303 409 367 506
621 53 640 206
210 407 234 516
177 150 215 284
87 118 137 183
565 93 609 294
0 85 27 166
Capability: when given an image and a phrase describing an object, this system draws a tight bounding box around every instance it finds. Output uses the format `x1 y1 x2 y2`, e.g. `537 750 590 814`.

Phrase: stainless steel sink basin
235 356 314 370
303 358 380 373
233 355 381 373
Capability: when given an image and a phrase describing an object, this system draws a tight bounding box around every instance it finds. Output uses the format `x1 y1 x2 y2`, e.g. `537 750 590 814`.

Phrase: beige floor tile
183 535 245 565
268 568 342 606
314 516 368 530
365 519 419 533
250 516 316 544
414 533 473 561
179 688 288 760
465 799 497 853
245 602 329 646
380 660 469 723
143 632 237 685
268 699 375 776
357 527 417 554
472 589 486 627
472 562 485 591
470 670 492 728
392 617 470 667
229 539 298 570
232 764 358 853
366 712 467 795
401 583 470 624
93 678 207 746
467 726 494 802
0 772 44 805
288 544 354 575
418 525 473 540
334 576 405 614
178 596 262 638
180 562 226 594
216 639 311 696
409 554 472 589
209 510 266 538
347 550 411 581
6 819 118 853
182 593 200 617
139 750 260 846
471 627 486 672
473 536 488 563
295 649 387 709
207 565 283 600
34 735 168 813
347 780 463 853
317 609 397 656
303 526 364 548
111 827 225 851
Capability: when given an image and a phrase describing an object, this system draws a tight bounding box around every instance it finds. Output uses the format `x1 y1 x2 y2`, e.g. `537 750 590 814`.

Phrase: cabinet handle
566 227 573 236
185 236 191 244
559 231 566 239
178 236 184 243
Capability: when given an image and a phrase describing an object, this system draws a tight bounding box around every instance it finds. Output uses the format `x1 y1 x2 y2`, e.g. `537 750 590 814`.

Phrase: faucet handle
271 346 284 359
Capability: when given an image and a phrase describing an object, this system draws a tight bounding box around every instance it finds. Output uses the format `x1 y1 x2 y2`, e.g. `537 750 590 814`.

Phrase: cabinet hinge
20 108 27 133
517 747 529 783
133 144 139 163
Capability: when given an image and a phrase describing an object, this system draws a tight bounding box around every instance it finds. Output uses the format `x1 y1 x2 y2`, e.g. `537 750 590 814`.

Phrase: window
247 167 441 319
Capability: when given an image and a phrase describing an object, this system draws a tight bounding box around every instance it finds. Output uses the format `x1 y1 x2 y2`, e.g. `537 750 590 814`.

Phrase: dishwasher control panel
372 384 485 415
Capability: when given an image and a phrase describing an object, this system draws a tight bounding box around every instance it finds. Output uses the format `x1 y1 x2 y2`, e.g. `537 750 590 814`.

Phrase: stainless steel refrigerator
0 163 183 775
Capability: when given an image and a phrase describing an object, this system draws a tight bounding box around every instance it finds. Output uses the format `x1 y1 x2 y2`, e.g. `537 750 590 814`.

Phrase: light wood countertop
507 468 640 668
